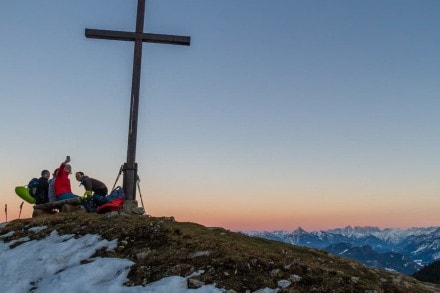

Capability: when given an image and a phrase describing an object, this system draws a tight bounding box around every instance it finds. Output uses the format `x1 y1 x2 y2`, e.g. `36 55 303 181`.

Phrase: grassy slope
1 213 439 292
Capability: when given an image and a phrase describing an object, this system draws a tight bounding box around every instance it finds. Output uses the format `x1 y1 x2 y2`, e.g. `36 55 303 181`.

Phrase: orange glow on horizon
2 186 440 232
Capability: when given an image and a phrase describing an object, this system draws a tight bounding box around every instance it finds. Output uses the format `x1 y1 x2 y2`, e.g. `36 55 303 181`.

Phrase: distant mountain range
244 226 440 275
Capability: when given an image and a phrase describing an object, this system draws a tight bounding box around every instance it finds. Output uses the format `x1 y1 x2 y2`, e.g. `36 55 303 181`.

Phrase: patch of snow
0 231 14 238
8 236 30 246
28 226 48 233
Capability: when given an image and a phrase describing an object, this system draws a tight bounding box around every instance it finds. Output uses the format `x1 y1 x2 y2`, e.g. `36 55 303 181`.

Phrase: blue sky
1 0 440 230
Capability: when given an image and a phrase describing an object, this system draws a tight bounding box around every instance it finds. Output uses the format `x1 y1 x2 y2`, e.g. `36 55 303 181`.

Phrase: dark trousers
94 188 108 196
35 193 48 205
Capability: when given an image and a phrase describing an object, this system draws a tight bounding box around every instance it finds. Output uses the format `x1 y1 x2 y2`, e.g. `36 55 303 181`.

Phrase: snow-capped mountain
324 243 421 275
244 226 440 274
401 228 440 263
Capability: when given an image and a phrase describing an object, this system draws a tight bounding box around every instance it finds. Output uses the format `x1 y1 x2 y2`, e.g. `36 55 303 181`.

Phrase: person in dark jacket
75 172 108 196
34 169 50 204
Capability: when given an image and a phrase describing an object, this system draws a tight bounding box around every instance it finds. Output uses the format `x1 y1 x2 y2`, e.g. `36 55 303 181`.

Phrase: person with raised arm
54 156 79 201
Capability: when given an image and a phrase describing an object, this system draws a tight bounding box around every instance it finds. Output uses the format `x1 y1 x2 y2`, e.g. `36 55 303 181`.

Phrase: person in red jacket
55 156 79 201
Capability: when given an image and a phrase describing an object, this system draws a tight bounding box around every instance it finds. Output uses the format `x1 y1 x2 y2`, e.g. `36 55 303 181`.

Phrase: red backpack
96 198 125 214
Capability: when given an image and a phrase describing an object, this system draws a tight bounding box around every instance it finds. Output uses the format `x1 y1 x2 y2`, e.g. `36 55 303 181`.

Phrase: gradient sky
1 0 439 231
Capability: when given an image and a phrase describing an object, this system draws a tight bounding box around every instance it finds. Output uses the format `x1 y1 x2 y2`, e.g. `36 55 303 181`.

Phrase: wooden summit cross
85 0 190 202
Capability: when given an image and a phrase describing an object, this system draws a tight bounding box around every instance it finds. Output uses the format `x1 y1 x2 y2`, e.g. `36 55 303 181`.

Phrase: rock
187 251 210 258
290 274 302 282
61 204 86 213
187 278 205 289
104 211 119 218
122 200 145 215
136 251 150 260
158 216 175 222
32 209 53 217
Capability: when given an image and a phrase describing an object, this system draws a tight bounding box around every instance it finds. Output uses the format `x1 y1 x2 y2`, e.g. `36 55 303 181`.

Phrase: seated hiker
75 172 108 196
55 156 80 201
30 170 50 204
47 168 58 202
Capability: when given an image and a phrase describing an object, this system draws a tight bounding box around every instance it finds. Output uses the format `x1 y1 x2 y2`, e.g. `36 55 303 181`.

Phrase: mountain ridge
245 225 440 275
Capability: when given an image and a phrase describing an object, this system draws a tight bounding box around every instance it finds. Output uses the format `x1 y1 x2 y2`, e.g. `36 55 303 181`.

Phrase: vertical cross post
85 0 190 202
123 0 146 202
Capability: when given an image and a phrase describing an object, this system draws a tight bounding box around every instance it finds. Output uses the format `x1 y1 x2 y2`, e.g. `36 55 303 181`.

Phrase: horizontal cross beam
85 28 190 46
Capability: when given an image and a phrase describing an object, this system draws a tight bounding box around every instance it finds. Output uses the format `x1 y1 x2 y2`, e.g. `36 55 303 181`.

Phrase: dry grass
1 212 439 292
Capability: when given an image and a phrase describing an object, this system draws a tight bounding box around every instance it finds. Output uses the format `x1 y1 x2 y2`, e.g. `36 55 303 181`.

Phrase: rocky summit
1 213 439 292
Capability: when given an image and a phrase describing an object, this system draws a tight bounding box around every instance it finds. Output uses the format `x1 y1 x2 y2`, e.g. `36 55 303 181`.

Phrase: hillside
1 213 439 292
414 260 440 284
